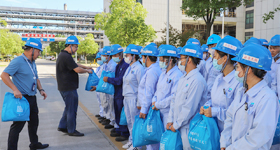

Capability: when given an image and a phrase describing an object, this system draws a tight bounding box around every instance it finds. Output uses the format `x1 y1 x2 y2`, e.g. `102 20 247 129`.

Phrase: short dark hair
22 46 32 51
239 63 267 79
65 44 70 48
216 50 235 65
148 56 157 62
131 54 140 61
189 56 201 66
163 56 178 65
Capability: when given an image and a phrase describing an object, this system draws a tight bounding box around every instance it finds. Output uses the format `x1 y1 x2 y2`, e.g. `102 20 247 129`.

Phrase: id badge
32 83 36 91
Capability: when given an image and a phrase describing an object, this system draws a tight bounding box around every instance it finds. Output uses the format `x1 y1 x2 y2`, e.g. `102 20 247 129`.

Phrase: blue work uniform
204 70 241 133
270 59 280 93
100 59 117 125
204 57 222 100
220 80 279 150
197 59 206 78
95 63 106 117
167 68 208 150
138 62 162 150
107 58 129 136
152 66 183 129
123 61 145 143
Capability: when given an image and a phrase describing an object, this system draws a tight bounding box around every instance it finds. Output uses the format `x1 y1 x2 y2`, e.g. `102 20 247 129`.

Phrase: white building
103 0 280 46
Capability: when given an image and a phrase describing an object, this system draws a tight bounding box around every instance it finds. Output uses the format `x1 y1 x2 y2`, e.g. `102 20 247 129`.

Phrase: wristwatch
39 89 45 92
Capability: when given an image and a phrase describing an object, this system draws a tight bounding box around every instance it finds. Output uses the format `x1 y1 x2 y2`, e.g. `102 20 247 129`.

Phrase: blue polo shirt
4 54 38 96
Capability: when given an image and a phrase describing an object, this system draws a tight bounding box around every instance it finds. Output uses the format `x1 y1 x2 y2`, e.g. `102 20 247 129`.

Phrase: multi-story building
103 0 280 45
0 5 104 48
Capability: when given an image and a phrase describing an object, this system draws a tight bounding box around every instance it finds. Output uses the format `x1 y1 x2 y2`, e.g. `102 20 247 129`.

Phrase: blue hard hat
259 39 269 46
25 38 43 51
177 47 182 58
212 35 243 57
96 52 101 59
65 35 80 45
124 44 140 55
141 45 159 56
243 37 262 47
186 38 201 46
137 46 143 52
180 44 203 59
269 34 280 46
158 45 178 57
100 46 111 55
201 44 209 52
232 44 272 71
110 44 123 55
148 42 157 48
206 34 221 45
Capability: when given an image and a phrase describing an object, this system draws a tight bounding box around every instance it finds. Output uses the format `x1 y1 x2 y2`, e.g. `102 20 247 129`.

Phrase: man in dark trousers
56 35 92 136
1 38 49 150
103 44 130 141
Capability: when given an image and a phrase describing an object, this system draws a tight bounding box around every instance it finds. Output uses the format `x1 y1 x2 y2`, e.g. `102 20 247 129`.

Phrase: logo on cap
185 48 196 54
30 42 38 46
223 43 237 51
145 50 153 54
242 54 259 63
167 50 176 54
131 49 138 52
192 42 199 45
68 40 74 42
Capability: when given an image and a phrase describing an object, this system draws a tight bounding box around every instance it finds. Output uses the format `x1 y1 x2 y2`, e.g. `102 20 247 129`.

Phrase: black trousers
8 95 39 150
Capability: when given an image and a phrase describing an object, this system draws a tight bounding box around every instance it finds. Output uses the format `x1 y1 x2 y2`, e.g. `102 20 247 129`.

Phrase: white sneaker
122 141 132 149
127 146 139 150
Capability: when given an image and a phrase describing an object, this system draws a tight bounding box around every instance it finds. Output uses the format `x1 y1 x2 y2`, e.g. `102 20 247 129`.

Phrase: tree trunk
206 22 212 38
85 55 87 64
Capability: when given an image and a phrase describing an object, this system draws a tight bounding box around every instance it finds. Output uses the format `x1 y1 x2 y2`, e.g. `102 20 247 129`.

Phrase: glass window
246 1 254 8
245 32 253 42
136 0 142 4
245 10 254 29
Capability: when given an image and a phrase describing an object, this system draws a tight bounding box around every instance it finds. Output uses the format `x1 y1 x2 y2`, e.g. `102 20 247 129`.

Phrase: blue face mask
213 58 224 71
235 71 244 83
112 57 121 63
159 61 167 69
101 56 107 62
97 60 103 65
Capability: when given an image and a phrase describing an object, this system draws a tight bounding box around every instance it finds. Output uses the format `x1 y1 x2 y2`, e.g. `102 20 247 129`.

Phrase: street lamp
166 0 169 45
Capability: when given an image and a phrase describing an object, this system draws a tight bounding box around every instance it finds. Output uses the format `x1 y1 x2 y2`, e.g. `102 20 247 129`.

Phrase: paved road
0 59 121 150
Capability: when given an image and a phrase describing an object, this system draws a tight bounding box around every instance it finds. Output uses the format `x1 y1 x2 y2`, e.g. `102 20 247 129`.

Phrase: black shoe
68 130 84 136
110 132 120 137
57 128 68 133
99 118 106 123
30 142 49 150
97 116 104 120
115 136 128 142
105 124 114 129
102 119 110 125
111 128 116 133
95 114 101 118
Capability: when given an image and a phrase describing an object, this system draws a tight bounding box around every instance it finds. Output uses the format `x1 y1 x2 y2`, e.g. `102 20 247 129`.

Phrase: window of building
245 32 253 41
246 1 254 8
136 0 142 4
245 10 254 29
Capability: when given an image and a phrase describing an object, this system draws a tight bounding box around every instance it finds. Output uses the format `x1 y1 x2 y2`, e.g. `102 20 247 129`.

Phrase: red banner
22 34 55 37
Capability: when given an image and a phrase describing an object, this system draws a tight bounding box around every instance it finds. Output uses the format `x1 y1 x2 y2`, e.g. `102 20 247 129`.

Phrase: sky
1 0 104 12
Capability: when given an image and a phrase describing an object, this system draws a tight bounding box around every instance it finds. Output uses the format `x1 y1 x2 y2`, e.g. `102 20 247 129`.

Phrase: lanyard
22 54 36 80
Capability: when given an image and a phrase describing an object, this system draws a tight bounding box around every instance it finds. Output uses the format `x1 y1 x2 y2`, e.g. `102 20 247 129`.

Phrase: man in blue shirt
103 44 130 141
1 38 49 150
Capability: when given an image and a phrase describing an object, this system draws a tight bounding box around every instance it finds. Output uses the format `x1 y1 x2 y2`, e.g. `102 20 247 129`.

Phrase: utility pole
166 0 169 44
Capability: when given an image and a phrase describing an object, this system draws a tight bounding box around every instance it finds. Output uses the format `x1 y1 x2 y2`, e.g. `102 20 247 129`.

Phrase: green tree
0 17 7 27
95 0 156 47
42 46 50 56
182 0 253 38
263 4 280 24
0 29 24 57
78 34 99 64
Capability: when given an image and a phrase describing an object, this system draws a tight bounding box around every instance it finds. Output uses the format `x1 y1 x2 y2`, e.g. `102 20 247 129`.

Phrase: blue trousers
58 90 78 134
114 98 129 137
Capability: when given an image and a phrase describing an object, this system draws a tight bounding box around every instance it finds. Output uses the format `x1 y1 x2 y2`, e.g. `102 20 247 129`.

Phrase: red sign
22 34 55 37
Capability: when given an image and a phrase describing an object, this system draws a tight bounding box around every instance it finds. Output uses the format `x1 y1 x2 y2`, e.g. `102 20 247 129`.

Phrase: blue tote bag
160 130 183 150
96 71 115 95
143 107 164 142
119 107 127 125
132 115 159 147
272 100 280 145
188 113 220 150
85 70 99 91
1 92 30 122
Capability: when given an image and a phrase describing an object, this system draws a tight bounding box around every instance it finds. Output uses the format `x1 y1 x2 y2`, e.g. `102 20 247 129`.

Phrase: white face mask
124 56 132 64
208 48 215 57
203 53 207 60
178 60 185 71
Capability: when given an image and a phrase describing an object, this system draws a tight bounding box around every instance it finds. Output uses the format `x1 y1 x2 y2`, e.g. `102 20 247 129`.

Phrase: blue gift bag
119 107 127 125
188 113 220 150
132 115 159 147
160 130 183 150
1 92 30 122
143 107 164 142
272 100 280 145
85 70 99 91
96 71 115 95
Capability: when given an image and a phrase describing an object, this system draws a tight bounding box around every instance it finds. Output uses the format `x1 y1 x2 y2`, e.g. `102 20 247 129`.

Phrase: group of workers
92 34 280 150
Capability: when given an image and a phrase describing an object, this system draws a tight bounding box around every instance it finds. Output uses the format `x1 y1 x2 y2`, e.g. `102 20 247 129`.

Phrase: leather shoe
110 132 120 137
99 118 106 123
97 116 104 120
102 119 110 125
95 114 101 118
57 128 68 133
105 124 114 129
68 130 84 136
30 142 49 150
111 128 116 133
115 136 128 142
